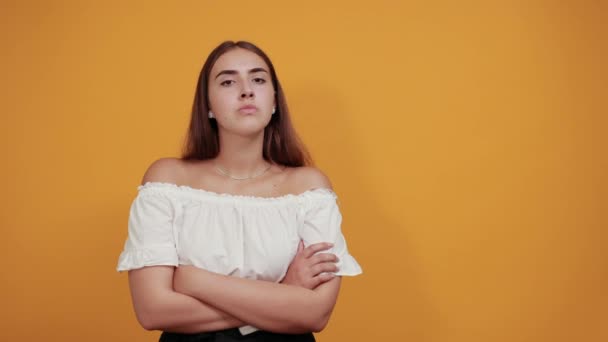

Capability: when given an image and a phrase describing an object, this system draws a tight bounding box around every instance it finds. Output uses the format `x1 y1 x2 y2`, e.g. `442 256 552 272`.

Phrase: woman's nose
240 89 254 99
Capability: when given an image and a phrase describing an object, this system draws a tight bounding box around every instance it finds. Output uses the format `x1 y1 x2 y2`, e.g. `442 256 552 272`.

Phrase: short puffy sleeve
298 189 362 276
116 186 179 272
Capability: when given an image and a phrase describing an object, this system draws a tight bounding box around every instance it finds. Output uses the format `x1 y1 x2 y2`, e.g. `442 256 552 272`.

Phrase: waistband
159 327 315 342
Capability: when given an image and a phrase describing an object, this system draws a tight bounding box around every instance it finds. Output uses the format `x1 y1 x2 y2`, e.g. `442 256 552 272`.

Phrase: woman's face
208 48 276 137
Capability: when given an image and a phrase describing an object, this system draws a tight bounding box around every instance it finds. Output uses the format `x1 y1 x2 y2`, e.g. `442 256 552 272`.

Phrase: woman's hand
174 241 339 294
280 241 339 290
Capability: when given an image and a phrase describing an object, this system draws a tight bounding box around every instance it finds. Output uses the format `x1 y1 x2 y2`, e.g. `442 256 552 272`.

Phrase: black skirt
159 328 316 342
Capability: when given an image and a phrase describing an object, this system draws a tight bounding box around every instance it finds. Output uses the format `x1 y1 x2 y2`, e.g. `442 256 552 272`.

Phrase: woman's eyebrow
214 67 269 79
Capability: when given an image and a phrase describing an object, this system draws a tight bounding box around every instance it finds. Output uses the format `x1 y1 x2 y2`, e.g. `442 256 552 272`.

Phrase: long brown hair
181 40 312 167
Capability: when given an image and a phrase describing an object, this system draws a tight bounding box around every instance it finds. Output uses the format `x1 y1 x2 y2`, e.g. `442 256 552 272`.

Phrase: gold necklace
215 163 272 180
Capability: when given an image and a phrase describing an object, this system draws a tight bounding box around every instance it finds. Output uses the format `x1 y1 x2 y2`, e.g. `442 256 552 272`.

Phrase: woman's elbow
140 320 158 332
280 313 330 334
133 301 166 331
307 295 339 332
135 308 160 331
133 313 153 331
310 314 331 333
298 307 332 333
308 276 341 332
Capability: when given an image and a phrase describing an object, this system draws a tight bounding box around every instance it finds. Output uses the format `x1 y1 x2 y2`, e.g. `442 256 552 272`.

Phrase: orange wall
2 1 606 341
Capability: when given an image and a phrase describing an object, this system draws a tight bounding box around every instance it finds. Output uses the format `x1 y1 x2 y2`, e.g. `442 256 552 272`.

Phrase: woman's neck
214 130 269 177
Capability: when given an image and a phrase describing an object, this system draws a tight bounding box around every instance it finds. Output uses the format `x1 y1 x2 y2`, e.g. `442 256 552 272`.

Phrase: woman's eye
253 78 266 84
220 80 234 86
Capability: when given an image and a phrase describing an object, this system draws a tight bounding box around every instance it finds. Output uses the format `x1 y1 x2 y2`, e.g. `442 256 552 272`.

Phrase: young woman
117 40 362 342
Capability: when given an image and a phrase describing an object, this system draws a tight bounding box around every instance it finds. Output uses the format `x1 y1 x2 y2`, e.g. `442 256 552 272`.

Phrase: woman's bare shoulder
284 166 333 193
140 157 187 185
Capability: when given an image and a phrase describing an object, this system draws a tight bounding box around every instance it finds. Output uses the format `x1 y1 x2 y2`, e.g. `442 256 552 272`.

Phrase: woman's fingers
282 242 337 289
311 262 339 276
302 242 333 258
312 272 336 288
310 252 339 265
294 242 339 288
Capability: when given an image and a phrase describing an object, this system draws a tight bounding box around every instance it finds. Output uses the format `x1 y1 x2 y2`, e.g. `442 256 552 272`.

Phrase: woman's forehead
212 48 268 74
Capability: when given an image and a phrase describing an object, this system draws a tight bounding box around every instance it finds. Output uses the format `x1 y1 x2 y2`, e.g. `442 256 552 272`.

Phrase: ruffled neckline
137 181 337 202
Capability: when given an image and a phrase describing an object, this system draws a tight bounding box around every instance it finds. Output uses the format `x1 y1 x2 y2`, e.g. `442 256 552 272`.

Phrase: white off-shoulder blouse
117 181 362 276
116 182 362 333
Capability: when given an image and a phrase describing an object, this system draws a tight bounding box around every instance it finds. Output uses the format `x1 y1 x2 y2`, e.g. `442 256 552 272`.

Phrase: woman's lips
238 105 258 114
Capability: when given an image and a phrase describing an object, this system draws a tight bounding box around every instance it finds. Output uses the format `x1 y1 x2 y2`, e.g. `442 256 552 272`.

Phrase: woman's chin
218 115 272 136
224 124 267 137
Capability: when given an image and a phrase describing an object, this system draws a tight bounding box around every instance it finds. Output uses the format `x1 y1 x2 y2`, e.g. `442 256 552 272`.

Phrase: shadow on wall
290 81 440 341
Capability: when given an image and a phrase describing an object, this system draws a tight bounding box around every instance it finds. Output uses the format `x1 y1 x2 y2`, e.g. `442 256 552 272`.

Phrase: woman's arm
128 266 246 333
173 265 341 334
127 241 338 332
125 160 245 332
170 168 345 333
